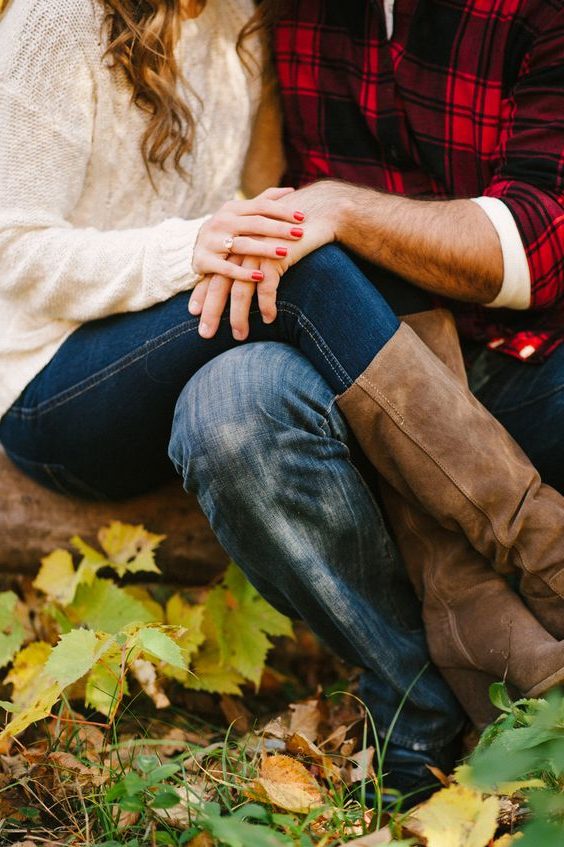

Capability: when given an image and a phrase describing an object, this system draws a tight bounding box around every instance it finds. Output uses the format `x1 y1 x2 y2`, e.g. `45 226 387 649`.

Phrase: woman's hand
192 186 306 284
190 182 341 340
189 253 283 340
190 201 337 339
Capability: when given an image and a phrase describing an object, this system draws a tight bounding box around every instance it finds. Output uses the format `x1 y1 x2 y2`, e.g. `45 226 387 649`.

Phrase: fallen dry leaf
286 732 341 782
287 731 325 760
47 718 106 755
337 826 393 846
427 765 452 788
262 715 287 740
344 746 376 785
159 726 210 756
117 808 140 829
187 833 215 847
220 694 251 734
252 754 324 813
49 750 107 785
154 783 211 826
340 737 357 757
320 723 348 751
131 658 170 709
289 699 321 742
407 783 499 847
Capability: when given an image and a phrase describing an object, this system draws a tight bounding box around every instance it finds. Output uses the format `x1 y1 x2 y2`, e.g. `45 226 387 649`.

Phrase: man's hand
286 180 504 304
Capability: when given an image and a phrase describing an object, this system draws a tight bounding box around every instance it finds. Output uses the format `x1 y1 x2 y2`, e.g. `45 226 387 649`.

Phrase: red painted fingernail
276 247 288 257
251 271 264 281
293 211 305 222
290 227 303 238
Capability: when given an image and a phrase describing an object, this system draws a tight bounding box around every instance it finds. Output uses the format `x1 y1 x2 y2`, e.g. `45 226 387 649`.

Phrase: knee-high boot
337 310 564 724
337 310 564 601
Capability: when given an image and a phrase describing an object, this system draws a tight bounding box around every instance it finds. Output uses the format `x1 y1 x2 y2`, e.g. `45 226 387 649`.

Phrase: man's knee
168 342 341 488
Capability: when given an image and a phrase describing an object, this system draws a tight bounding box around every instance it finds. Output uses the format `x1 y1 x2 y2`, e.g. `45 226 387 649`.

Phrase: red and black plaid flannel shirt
273 0 564 363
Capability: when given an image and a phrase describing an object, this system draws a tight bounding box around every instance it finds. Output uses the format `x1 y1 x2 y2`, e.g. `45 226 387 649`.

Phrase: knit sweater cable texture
0 0 260 417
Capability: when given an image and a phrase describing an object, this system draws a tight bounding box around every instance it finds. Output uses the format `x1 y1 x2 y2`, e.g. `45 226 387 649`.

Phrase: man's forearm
329 183 504 304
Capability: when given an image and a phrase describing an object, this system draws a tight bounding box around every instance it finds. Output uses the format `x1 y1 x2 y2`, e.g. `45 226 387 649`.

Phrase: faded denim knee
168 341 344 494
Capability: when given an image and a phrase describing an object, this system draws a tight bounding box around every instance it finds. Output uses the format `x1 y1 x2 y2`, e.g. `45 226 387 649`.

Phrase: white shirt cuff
471 196 531 310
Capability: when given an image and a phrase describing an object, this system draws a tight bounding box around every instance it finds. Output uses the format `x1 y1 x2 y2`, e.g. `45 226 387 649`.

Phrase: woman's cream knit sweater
0 0 261 418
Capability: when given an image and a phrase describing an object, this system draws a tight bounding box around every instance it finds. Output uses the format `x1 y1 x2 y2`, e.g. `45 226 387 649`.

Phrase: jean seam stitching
8 301 353 418
277 301 353 389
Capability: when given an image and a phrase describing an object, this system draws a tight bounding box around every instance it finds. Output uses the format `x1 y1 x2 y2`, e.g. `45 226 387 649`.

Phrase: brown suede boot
381 480 561 726
337 313 564 602
399 311 564 640
372 311 564 725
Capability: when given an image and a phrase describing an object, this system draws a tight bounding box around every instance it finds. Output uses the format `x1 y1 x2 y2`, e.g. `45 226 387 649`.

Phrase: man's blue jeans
1 245 563 756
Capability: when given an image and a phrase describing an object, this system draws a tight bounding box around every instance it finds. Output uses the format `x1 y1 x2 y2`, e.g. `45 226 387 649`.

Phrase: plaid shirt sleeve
483 5 564 311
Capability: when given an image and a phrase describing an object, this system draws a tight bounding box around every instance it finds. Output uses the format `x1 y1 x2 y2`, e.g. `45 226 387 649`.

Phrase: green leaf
119 795 145 813
85 646 127 718
203 564 293 688
518 816 564 847
146 763 181 783
225 621 270 689
151 788 181 810
0 591 25 668
232 804 270 822
223 564 294 638
206 815 292 847
489 682 514 713
135 627 186 670
165 594 205 664
45 629 101 687
122 770 147 796
136 754 160 773
187 645 246 695
68 578 154 633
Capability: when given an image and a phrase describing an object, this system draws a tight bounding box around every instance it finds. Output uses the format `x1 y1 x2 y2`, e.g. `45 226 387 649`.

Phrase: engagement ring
223 236 234 252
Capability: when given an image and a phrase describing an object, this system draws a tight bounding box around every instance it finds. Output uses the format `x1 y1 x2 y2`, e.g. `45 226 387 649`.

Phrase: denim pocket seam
7 317 202 419
5 449 109 500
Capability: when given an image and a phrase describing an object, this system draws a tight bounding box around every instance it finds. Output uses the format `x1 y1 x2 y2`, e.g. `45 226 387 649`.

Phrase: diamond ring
223 236 235 252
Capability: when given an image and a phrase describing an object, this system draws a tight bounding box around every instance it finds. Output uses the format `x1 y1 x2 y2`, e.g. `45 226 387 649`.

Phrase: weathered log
0 449 227 583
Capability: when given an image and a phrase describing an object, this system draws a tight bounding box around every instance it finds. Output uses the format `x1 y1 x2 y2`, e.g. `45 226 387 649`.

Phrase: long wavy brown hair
103 0 287 176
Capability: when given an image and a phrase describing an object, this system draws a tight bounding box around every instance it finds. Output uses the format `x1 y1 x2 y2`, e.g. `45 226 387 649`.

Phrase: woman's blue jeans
2 245 563 755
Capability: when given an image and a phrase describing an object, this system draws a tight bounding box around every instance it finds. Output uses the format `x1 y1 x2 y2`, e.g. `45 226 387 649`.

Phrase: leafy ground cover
0 524 562 846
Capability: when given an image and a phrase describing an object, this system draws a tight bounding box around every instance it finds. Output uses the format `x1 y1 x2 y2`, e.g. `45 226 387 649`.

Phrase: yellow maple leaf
33 549 77 605
165 594 205 673
408 784 499 847
97 522 164 577
5 642 52 706
493 834 523 847
0 681 61 740
252 754 324 813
